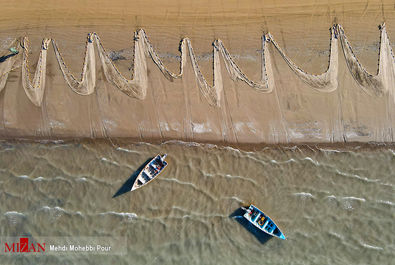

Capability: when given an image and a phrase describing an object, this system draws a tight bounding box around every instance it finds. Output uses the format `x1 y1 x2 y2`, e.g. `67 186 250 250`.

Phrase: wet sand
0 0 394 144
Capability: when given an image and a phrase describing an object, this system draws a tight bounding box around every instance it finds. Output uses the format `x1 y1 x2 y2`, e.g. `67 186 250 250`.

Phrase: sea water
0 141 394 264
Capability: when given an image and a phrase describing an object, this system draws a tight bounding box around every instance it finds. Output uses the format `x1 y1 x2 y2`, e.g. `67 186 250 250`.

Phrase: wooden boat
131 154 168 191
242 204 286 240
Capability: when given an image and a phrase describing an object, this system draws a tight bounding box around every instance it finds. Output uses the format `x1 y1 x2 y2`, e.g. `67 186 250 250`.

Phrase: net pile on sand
338 23 395 100
0 23 393 107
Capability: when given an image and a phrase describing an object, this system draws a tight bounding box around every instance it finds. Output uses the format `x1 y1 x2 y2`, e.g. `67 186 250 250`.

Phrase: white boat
242 204 286 240
131 154 168 191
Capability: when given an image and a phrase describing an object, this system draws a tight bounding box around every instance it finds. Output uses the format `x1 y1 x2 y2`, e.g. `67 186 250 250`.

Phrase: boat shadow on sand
0 52 17 63
112 157 154 198
229 208 272 245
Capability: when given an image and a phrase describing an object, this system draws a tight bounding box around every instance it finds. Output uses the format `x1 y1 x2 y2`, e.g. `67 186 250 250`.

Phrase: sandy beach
0 0 394 144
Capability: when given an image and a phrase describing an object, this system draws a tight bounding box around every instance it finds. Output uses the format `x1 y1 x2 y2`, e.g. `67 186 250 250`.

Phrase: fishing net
94 30 147 100
21 37 50 107
338 23 395 101
0 24 393 107
52 33 96 96
267 26 339 92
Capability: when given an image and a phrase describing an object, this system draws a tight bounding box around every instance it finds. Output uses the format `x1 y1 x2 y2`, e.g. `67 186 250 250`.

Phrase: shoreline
1 137 394 152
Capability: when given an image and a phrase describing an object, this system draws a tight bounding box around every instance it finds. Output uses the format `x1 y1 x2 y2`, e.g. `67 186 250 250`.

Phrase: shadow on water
229 208 272 245
112 157 154 198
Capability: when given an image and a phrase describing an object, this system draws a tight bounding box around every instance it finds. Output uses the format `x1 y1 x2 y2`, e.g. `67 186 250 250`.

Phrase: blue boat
242 204 286 240
131 154 168 191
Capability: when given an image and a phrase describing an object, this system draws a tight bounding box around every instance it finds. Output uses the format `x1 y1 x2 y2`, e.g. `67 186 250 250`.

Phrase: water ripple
376 200 395 206
201 171 257 185
161 178 217 201
303 156 320 166
115 147 141 154
101 157 120 166
341 196 366 202
360 242 383 251
293 192 314 199
335 169 380 184
98 211 138 221
4 211 26 225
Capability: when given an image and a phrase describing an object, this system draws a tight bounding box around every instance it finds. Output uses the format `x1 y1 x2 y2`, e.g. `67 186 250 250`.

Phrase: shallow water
0 140 394 264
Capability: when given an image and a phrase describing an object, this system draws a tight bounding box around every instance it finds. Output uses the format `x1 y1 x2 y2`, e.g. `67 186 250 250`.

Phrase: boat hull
131 154 168 191
242 204 286 240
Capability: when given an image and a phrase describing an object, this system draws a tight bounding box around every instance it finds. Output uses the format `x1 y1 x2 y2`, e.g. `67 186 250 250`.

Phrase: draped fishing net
267 25 339 92
338 23 395 100
94 30 148 100
52 33 96 96
1 23 394 107
21 37 50 107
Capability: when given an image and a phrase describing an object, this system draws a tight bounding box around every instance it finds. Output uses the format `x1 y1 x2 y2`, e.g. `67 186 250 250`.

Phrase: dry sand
0 0 394 144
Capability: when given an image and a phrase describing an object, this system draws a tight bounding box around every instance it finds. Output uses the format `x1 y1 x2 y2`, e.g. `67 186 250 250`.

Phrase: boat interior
135 155 168 188
249 206 282 235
